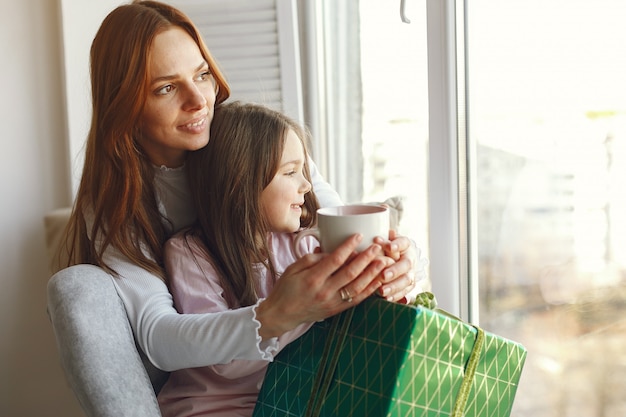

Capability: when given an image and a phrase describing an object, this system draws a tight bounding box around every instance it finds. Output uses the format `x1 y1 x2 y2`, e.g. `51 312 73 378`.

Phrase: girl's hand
256 234 386 339
374 230 430 303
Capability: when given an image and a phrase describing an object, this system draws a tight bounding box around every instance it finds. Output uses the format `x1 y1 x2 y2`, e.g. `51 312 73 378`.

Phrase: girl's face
260 129 312 233
138 27 216 168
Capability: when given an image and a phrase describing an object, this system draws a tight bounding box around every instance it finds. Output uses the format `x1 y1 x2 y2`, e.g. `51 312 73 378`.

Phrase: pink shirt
157 232 318 417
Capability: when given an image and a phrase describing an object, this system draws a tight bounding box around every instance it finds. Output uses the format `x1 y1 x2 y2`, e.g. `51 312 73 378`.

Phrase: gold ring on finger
340 288 353 303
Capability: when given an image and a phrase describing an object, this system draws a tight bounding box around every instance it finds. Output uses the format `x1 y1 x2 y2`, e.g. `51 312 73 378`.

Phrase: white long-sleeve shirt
107 159 342 371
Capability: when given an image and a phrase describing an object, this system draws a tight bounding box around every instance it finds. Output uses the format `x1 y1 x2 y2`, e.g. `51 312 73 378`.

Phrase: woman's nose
183 84 207 111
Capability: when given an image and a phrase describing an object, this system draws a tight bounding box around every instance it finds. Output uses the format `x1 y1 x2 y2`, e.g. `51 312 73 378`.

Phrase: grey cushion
47 265 169 417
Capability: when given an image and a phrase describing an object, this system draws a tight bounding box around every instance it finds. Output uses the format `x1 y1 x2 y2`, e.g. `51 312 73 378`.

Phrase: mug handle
293 228 321 258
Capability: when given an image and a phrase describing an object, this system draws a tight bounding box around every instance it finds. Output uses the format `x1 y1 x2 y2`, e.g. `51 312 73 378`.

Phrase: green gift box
253 295 526 417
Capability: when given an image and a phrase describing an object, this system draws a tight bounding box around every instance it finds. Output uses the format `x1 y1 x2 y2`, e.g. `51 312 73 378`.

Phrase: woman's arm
255 234 386 339
308 158 343 207
104 246 269 371
163 235 313 379
103 231 385 371
101 163 423 371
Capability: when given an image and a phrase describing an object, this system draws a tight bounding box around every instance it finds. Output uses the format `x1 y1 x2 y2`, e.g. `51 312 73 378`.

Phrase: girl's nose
301 177 312 194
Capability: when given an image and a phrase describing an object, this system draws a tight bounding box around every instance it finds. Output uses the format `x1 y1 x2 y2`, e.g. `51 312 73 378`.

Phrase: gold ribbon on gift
304 307 355 417
411 292 486 416
304 293 485 417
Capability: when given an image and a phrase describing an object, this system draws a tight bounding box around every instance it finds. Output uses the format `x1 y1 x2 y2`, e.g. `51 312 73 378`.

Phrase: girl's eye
286 170 297 177
156 84 174 95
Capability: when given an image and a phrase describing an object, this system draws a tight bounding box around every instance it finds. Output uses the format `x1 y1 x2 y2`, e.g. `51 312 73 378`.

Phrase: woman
61 0 423 376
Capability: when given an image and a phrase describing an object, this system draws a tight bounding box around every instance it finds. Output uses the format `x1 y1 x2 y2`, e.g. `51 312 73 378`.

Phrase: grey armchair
47 265 169 417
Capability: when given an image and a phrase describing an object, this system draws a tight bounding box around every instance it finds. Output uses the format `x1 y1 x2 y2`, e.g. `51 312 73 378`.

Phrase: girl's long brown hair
186 102 320 307
62 1 230 278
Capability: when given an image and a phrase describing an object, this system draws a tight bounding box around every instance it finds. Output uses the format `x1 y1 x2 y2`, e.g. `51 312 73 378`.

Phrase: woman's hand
256 234 387 339
374 230 430 303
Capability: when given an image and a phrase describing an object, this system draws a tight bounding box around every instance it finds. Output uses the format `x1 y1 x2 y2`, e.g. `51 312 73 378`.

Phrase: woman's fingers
377 239 431 303
262 231 430 341
375 235 415 301
258 235 390 338
379 270 416 303
327 243 383 290
300 241 385 309
297 233 363 277
332 249 386 304
295 233 385 291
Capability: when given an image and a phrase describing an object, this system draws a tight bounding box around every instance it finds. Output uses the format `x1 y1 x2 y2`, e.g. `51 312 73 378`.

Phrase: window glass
359 0 429 258
468 1 626 414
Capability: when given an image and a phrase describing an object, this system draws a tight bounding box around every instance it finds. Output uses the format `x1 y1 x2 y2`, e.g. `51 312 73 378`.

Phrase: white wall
59 0 122 194
0 0 82 415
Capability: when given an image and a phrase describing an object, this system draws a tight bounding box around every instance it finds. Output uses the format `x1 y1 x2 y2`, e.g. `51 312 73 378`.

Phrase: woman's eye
156 84 174 95
197 71 211 81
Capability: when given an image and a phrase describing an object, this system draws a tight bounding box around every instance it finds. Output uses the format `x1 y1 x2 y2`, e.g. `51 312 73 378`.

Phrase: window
301 0 431 268
358 0 429 251
313 0 626 415
469 1 626 414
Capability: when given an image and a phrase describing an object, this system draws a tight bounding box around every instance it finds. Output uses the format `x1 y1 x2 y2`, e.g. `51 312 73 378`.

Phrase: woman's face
260 129 312 233
139 27 216 168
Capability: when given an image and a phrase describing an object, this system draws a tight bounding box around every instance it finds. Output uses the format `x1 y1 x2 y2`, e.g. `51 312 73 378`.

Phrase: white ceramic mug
294 204 390 257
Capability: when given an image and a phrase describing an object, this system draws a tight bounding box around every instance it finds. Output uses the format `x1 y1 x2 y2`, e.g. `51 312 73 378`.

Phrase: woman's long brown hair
62 1 230 278
186 102 320 307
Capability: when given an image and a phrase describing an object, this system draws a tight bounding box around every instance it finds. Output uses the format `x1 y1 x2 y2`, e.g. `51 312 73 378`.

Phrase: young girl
157 102 332 416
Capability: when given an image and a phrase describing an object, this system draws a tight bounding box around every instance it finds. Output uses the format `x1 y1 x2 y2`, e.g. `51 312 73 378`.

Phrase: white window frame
307 0 476 320
426 0 476 321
